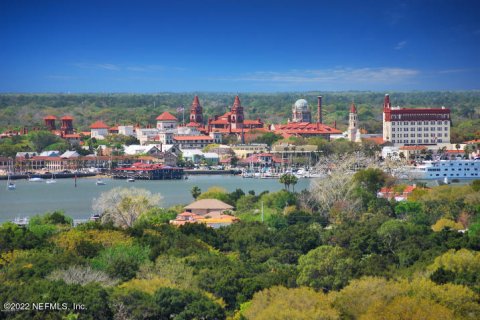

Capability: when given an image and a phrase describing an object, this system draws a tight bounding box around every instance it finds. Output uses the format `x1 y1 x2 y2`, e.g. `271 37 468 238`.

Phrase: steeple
230 96 244 128
189 95 203 124
348 102 358 142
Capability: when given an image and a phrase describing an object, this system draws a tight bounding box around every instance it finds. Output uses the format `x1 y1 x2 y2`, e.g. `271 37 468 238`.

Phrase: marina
0 174 310 222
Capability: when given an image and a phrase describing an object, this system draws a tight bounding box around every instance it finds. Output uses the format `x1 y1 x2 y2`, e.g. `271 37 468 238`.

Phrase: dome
294 99 309 111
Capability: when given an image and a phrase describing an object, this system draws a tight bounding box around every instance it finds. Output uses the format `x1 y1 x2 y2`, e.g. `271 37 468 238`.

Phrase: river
0 175 311 222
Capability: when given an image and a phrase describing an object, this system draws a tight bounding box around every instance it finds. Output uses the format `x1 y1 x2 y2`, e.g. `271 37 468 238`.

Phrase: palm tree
190 186 201 199
279 173 298 192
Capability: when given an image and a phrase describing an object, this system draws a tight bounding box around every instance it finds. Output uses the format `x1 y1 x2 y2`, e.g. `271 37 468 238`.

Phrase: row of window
392 127 449 132
392 120 449 125
429 173 479 177
392 139 443 143
392 133 448 138
428 168 478 171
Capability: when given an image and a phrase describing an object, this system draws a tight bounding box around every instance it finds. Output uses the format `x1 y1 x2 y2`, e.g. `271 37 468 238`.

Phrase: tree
91 244 150 281
92 187 162 228
242 286 339 320
191 186 201 199
27 130 62 152
279 173 298 192
297 245 356 291
360 296 455 320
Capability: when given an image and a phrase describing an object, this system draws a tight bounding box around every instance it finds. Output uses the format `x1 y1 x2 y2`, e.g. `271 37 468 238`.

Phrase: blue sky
1 0 479 92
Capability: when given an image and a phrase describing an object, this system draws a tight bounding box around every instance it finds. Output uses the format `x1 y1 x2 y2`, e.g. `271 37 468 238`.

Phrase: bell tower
189 95 203 124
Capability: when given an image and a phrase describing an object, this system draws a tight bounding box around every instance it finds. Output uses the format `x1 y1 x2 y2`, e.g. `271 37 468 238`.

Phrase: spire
350 102 357 113
232 95 241 109
192 95 201 108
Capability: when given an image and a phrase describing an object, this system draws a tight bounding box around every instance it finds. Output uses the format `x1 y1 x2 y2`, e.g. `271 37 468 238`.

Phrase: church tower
189 95 203 124
348 102 359 142
230 96 244 129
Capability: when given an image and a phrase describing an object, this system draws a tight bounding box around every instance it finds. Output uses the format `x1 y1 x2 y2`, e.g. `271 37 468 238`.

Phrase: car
62 170 72 174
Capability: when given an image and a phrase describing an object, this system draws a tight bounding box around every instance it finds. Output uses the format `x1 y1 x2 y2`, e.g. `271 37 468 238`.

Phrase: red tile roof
90 120 110 129
174 135 214 141
363 137 385 145
273 122 341 134
60 116 74 120
64 134 81 138
156 111 177 121
43 115 57 120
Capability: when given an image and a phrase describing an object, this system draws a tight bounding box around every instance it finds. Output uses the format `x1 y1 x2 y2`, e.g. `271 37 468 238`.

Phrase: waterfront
0 175 310 222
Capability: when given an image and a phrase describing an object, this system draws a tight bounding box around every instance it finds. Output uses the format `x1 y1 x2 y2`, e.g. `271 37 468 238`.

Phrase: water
0 175 310 222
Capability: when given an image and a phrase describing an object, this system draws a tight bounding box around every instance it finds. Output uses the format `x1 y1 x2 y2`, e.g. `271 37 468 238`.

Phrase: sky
0 0 479 93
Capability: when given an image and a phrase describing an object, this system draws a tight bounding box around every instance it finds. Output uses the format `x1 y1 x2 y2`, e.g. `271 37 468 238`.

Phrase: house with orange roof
377 184 420 201
170 198 239 228
90 120 110 139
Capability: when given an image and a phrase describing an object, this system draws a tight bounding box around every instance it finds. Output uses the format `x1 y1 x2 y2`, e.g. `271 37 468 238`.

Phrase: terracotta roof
186 122 202 127
81 131 91 136
210 119 230 125
184 199 234 210
43 115 57 120
244 119 263 125
191 96 201 108
464 139 480 144
350 103 357 113
90 120 109 129
363 137 385 145
60 116 74 120
273 122 341 134
109 125 119 131
156 111 177 121
174 135 214 141
64 134 81 138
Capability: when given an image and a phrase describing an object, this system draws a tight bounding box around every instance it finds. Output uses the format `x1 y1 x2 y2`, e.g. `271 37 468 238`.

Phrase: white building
90 120 110 139
382 94 451 147
118 125 135 137
156 112 178 131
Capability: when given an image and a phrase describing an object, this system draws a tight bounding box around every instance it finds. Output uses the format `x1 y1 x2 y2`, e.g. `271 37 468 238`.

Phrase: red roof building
156 111 178 121
90 120 110 129
207 96 264 136
382 94 451 146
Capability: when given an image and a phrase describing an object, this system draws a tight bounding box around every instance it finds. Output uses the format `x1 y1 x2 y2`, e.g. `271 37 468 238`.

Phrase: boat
28 177 44 182
405 159 480 180
46 173 57 184
127 177 135 182
96 179 106 186
6 172 15 190
12 216 29 226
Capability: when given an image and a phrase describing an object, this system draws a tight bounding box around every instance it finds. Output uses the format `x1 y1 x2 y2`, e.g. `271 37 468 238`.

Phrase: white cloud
394 40 407 50
74 63 120 71
216 67 419 85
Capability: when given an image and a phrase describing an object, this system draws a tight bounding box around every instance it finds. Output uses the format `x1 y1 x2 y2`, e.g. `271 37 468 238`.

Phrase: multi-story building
382 94 451 146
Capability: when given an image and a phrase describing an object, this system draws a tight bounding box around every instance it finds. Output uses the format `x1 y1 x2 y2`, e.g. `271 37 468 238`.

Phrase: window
424 133 429 137
417 134 422 137
425 127 429 131
392 128 395 132
438 127 442 131
392 134 395 138
444 121 448 125
411 134 415 137
418 139 422 143
431 127 435 131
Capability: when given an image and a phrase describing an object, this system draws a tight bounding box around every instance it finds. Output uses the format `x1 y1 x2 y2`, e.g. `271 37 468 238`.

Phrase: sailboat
96 179 106 186
7 175 15 190
46 172 57 184
6 161 16 190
